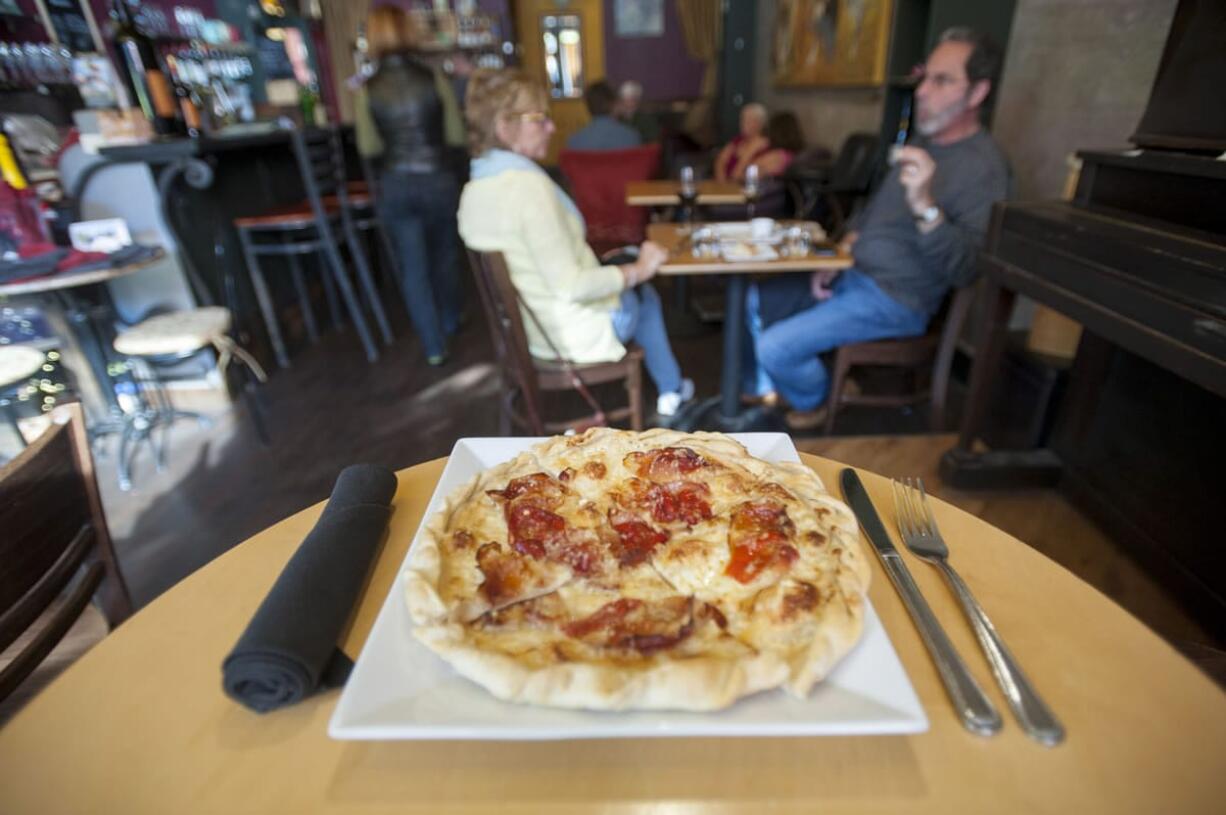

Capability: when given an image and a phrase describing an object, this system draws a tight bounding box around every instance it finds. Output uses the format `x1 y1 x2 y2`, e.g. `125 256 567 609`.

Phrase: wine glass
743 164 760 220
678 165 697 231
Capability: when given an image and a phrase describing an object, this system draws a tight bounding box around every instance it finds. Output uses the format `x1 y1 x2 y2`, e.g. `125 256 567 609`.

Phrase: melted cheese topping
422 429 866 672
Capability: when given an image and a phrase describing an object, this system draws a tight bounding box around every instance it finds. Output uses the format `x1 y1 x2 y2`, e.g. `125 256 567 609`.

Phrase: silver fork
893 478 1065 747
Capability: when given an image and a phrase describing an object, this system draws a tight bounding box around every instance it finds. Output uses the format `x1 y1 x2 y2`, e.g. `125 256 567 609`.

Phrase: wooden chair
467 250 644 435
0 402 132 718
824 286 975 434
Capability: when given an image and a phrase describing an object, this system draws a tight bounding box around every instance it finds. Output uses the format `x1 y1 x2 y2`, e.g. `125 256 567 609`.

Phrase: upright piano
942 147 1225 623
943 0 1226 637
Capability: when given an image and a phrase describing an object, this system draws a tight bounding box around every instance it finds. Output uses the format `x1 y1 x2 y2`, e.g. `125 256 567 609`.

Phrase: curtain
675 0 723 146
320 0 373 123
675 0 722 94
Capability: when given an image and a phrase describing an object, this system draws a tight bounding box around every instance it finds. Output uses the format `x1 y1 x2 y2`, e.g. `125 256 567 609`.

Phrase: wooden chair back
0 402 132 703
467 249 645 434
467 249 550 433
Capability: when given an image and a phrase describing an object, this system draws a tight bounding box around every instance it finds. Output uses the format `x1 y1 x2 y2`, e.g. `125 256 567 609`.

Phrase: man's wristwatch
914 204 941 225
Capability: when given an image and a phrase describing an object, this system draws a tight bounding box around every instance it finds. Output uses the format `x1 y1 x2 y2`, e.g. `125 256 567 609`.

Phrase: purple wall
3 0 54 43
602 0 704 101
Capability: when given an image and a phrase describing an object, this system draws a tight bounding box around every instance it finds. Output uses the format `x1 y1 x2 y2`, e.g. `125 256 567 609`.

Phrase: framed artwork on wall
614 0 664 38
773 0 893 87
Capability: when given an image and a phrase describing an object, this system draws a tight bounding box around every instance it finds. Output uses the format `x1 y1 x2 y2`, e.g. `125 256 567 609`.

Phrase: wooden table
626 179 748 207
648 222 852 427
1 454 1222 813
0 251 166 420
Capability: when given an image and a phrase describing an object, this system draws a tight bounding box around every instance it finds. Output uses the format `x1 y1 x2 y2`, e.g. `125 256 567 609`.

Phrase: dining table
0 250 166 422
1 452 1223 814
625 179 748 207
648 221 852 430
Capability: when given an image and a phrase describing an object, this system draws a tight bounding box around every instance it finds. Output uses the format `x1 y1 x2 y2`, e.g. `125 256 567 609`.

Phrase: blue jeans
754 269 928 411
376 170 462 359
611 284 682 394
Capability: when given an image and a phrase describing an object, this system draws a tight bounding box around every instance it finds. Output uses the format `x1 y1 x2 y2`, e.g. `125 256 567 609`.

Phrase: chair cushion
113 306 231 357
233 200 342 228
0 345 45 388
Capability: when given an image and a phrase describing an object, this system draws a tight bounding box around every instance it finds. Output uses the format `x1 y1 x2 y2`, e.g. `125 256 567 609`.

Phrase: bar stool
111 306 267 490
0 345 45 449
233 127 393 368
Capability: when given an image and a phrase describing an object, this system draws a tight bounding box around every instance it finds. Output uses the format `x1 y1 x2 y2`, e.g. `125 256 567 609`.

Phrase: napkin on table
222 463 397 713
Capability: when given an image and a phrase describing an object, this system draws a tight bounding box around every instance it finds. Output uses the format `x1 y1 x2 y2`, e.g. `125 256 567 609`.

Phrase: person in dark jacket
355 5 465 365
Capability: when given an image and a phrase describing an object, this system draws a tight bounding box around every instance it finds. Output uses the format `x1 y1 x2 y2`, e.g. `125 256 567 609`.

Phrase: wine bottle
166 53 202 137
111 0 179 136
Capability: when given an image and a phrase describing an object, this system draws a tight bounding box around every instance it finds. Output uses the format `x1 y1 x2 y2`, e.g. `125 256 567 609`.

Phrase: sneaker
426 353 448 367
656 378 695 417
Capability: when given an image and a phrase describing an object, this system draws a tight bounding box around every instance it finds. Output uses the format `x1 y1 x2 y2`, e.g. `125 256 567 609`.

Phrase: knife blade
841 468 1002 737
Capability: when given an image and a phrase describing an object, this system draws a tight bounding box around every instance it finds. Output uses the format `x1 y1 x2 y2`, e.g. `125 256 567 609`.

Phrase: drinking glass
743 164 760 220
678 165 697 230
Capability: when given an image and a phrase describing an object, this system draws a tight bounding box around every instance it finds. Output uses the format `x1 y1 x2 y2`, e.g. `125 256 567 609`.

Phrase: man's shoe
740 391 783 408
784 405 828 431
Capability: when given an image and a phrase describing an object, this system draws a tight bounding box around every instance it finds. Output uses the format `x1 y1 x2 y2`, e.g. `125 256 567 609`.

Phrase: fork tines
892 476 937 540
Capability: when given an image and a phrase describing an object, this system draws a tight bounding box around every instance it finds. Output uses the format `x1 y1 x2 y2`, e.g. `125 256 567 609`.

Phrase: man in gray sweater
752 28 1009 429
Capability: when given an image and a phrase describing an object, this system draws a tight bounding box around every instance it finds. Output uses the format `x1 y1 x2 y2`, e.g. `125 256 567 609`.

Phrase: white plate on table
720 241 780 263
329 434 927 741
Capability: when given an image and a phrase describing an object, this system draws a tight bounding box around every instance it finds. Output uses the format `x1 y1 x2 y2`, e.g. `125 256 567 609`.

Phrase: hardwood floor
67 282 1223 685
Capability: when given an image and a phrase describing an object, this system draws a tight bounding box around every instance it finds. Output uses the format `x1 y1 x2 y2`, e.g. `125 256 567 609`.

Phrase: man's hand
895 146 937 215
837 230 859 255
810 270 838 301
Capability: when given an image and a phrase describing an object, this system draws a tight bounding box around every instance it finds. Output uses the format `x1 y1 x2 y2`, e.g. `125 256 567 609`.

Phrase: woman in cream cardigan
457 69 693 417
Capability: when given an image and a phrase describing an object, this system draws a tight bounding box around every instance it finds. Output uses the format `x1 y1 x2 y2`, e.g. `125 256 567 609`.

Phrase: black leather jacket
365 51 446 174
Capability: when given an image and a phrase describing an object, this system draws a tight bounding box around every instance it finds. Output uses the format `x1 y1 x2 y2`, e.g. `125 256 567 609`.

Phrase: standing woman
457 70 694 418
355 6 465 365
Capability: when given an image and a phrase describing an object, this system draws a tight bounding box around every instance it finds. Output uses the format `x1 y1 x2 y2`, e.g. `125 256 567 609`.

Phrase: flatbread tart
404 428 870 711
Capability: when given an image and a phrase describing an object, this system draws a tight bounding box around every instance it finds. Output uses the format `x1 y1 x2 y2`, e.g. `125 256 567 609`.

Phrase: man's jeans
611 283 682 395
753 269 928 411
376 170 462 359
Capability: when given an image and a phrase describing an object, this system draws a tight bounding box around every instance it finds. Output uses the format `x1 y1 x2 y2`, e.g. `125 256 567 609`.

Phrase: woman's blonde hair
464 68 550 156
366 5 415 58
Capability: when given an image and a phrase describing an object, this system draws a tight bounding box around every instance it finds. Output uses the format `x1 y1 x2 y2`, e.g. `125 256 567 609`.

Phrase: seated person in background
566 81 642 151
754 111 804 178
714 103 770 182
458 69 695 418
614 80 660 143
750 27 1009 430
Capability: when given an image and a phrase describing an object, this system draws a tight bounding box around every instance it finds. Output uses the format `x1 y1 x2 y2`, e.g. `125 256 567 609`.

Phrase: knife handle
880 553 1003 737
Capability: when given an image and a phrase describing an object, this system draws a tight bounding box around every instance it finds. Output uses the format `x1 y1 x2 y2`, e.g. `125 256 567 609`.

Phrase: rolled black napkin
222 463 397 713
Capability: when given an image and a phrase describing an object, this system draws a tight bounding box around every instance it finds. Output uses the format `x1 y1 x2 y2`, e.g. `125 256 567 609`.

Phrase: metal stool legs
238 228 292 369
284 235 320 345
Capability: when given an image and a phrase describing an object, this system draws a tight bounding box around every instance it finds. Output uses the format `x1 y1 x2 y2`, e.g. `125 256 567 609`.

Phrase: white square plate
329 434 927 740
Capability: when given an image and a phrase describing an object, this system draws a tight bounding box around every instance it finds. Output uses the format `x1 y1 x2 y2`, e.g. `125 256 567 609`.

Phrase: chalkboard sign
256 31 295 81
45 0 98 53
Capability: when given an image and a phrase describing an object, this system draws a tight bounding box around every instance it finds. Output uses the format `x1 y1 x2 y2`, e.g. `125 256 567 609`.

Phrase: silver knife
841 469 1002 737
